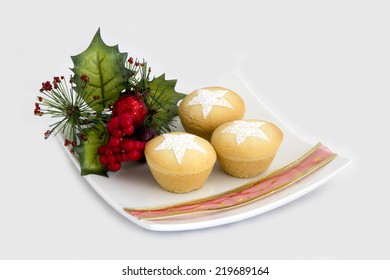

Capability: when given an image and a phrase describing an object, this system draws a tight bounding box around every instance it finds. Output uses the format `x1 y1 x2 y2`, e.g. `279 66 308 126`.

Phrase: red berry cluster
98 113 146 172
39 76 65 92
40 81 53 92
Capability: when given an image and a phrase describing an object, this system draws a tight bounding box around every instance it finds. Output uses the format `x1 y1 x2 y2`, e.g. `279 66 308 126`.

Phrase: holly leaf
74 124 108 176
71 29 131 112
148 74 186 132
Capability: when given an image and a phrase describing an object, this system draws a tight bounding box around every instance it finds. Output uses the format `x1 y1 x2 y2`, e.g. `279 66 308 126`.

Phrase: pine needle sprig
142 87 177 134
126 57 151 93
34 75 107 147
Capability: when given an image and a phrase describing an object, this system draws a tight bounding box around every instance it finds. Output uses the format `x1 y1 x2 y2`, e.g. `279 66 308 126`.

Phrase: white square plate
62 74 350 231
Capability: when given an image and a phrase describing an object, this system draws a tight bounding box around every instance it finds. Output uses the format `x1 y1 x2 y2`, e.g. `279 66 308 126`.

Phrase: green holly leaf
71 29 131 112
74 124 108 176
148 74 186 132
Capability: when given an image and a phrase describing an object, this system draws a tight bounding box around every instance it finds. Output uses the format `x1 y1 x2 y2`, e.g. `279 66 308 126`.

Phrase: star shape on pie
186 89 233 118
154 134 206 164
221 120 269 145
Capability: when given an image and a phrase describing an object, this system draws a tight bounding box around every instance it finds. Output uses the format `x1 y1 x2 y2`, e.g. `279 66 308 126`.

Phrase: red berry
121 139 135 152
116 154 123 162
123 125 134 135
108 162 121 172
107 117 120 133
128 150 142 161
99 155 108 165
122 153 130 162
98 145 106 155
120 116 133 129
135 141 145 151
107 155 116 164
109 136 121 147
104 147 113 155
106 124 114 133
112 129 124 139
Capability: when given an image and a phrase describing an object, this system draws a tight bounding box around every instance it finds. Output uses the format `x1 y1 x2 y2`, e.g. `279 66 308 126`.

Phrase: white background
1 0 389 259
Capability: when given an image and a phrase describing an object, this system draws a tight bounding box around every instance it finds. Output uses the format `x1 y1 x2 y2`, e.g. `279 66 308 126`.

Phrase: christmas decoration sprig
34 29 185 176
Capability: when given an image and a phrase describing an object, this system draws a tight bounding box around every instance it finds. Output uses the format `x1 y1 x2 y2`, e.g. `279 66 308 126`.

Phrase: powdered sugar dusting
154 134 207 164
221 120 269 145
186 89 233 118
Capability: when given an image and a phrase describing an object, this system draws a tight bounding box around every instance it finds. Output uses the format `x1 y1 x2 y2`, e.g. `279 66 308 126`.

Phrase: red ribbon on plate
125 143 336 220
